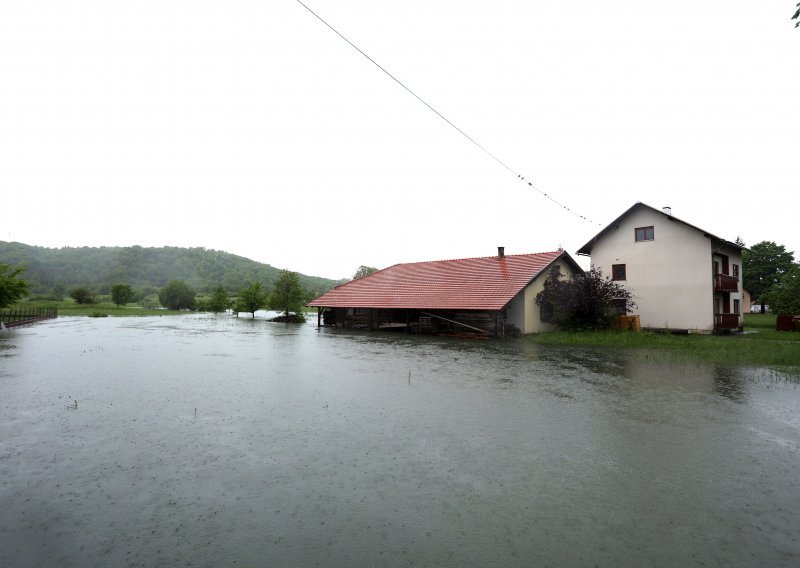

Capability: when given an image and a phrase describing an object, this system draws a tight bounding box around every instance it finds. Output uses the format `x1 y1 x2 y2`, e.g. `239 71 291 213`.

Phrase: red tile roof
308 250 571 311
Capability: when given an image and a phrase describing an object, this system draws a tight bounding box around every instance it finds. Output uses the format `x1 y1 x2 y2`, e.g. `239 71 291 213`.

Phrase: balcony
714 313 741 331
714 273 739 293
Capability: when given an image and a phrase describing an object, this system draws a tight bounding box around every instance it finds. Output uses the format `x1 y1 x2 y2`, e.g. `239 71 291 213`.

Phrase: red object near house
776 314 795 331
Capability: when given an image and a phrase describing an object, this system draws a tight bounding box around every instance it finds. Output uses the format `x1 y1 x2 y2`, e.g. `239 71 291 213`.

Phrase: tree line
3 240 798 322
61 271 308 320
155 271 307 320
0 242 343 299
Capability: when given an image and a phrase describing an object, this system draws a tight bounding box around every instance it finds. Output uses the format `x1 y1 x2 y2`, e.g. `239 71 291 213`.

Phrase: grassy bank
743 313 776 329
13 299 186 317
527 314 799 372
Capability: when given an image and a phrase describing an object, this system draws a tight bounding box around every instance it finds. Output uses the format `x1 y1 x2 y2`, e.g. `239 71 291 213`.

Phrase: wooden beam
420 311 491 335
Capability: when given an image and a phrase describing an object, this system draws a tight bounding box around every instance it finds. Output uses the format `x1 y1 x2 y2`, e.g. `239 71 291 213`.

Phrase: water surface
1 315 798 567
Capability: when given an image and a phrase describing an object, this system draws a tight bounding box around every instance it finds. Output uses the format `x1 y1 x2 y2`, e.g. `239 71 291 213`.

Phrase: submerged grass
527 316 800 373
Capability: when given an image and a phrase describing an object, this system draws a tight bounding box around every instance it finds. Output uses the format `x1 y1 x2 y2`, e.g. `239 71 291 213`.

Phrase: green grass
527 317 800 372
743 313 776 329
13 299 185 317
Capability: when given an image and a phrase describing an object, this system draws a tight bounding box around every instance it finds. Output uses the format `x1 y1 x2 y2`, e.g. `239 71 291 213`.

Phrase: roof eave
576 202 746 256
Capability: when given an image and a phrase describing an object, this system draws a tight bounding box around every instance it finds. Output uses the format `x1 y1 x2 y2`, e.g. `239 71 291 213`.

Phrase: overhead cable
295 0 600 225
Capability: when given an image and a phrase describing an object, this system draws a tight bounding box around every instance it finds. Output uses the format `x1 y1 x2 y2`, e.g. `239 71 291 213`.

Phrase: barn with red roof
307 248 583 337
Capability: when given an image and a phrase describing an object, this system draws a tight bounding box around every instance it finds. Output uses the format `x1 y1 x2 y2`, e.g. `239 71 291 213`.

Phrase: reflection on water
1 315 799 567
713 365 747 402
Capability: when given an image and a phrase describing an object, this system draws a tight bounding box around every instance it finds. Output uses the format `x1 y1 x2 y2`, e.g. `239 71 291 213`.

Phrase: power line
295 0 600 226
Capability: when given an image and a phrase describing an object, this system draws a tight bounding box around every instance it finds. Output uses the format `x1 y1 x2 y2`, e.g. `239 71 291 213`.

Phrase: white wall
505 257 578 334
588 208 717 332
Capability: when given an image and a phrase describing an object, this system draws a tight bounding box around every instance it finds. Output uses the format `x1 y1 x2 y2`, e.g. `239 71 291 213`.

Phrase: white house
576 203 745 333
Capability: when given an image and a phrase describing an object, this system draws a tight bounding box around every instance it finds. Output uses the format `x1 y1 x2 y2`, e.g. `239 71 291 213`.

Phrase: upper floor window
635 226 654 242
732 263 739 278
612 264 627 281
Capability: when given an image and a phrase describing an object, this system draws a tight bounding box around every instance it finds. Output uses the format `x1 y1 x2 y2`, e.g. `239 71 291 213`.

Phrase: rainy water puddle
1 314 798 567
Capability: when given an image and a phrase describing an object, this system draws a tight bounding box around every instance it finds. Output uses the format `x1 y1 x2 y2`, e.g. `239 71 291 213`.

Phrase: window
732 263 739 278
539 302 554 323
611 298 627 315
612 264 627 281
635 226 654 242
733 299 740 314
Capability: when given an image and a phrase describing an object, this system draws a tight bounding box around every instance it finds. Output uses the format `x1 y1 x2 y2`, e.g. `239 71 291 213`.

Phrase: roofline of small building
306 248 582 309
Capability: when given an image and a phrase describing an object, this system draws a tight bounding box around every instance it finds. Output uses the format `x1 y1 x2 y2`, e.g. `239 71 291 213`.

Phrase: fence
0 307 58 328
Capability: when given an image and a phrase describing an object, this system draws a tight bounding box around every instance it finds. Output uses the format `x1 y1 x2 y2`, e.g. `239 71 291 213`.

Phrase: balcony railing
714 273 739 293
714 313 740 331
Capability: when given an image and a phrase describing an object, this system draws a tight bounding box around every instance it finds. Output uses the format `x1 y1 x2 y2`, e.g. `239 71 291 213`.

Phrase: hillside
0 242 344 297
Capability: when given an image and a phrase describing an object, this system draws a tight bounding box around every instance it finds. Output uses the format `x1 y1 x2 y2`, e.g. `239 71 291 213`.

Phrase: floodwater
1 315 798 567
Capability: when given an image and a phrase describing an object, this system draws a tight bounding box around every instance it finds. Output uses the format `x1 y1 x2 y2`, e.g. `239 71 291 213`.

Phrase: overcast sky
2 1 798 280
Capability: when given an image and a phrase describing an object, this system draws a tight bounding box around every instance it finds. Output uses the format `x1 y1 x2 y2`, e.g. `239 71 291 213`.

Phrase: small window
612 264 627 281
611 299 627 315
635 226 654 242
732 263 739 278
540 302 554 323
733 299 740 314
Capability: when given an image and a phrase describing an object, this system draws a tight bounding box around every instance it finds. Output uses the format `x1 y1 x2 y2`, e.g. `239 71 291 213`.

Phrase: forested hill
0 242 344 297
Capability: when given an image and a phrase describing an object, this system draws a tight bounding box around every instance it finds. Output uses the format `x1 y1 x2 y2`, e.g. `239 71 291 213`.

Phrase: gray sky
2 1 798 280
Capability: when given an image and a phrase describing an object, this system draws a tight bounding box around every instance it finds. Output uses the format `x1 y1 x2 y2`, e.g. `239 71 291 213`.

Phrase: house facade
308 248 583 337
577 203 744 333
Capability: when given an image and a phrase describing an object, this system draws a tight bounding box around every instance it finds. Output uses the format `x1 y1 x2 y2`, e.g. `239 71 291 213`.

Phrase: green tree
235 281 267 318
110 283 134 307
69 287 97 305
535 267 636 330
742 241 795 313
0 263 29 309
207 285 230 314
51 282 66 301
269 270 306 321
794 2 799 27
765 264 800 315
0 242 343 298
158 280 196 310
353 265 378 280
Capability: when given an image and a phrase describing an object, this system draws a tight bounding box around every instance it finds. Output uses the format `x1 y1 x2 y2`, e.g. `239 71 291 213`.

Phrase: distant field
12 299 185 317
12 297 322 318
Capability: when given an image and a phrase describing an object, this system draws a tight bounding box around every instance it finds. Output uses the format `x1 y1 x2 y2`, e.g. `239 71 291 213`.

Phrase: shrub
536 267 636 331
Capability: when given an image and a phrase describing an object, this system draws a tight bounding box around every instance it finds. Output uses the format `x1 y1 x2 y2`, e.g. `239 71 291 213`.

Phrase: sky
2 1 798 280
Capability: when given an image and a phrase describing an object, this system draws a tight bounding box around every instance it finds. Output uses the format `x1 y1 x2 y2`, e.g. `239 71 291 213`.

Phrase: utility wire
295 0 599 225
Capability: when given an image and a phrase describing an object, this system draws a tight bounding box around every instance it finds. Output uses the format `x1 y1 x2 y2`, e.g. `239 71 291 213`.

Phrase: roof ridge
308 249 581 310
393 249 563 266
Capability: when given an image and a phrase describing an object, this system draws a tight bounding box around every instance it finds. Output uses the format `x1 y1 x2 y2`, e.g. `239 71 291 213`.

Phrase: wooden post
317 307 321 329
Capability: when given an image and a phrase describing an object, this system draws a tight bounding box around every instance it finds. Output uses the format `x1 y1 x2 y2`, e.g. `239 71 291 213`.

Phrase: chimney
498 246 505 258
662 206 672 215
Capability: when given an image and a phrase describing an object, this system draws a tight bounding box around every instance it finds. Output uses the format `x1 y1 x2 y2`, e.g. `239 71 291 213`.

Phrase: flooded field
1 314 799 567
